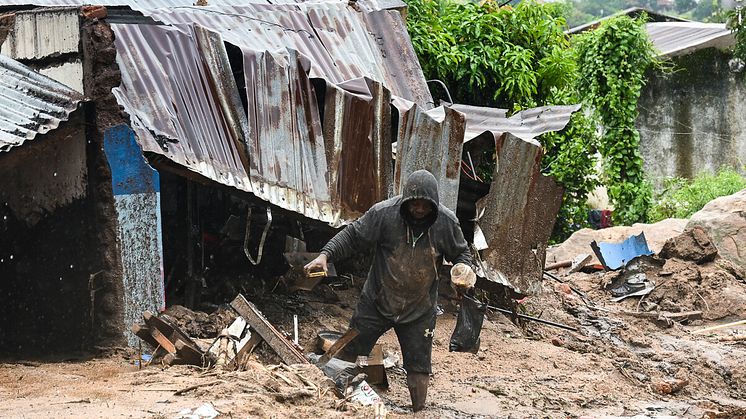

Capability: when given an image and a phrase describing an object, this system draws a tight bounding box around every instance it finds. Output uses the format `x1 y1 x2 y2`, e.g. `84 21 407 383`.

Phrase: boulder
687 189 746 269
659 226 718 264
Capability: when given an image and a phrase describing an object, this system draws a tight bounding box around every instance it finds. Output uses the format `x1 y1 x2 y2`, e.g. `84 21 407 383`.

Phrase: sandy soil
2 257 746 419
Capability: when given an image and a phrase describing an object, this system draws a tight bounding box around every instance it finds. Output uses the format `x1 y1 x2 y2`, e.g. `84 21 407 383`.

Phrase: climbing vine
575 15 659 225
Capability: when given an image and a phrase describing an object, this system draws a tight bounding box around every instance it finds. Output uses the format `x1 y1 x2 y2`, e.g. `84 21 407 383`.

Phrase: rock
547 218 688 266
652 377 689 395
659 227 718 264
688 189 746 269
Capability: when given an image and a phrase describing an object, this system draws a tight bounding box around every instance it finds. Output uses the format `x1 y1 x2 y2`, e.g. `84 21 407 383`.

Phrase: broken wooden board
228 333 263 370
229 294 309 365
142 311 208 366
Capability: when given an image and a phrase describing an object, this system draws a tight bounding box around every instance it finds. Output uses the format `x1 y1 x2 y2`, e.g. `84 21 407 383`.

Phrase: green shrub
648 168 746 222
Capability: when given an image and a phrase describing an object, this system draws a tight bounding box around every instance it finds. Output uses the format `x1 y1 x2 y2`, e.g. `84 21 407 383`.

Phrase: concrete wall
103 125 165 347
638 48 746 189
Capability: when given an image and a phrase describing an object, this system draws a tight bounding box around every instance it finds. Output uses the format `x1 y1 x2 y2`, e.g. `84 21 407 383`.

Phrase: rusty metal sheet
393 102 465 212
359 9 433 107
450 104 581 143
477 133 564 296
111 23 252 193
321 77 393 219
241 47 337 224
0 54 84 152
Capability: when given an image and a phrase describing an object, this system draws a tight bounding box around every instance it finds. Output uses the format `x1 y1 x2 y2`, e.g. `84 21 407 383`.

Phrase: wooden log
230 295 309 365
317 328 359 367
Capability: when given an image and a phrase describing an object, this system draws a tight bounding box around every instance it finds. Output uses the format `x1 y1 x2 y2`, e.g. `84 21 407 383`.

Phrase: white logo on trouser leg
424 328 434 338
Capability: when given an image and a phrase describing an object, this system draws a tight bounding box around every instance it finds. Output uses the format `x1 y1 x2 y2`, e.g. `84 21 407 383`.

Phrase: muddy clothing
320 170 472 373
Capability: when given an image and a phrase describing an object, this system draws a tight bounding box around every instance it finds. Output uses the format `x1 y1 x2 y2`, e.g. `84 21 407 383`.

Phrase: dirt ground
2 251 746 418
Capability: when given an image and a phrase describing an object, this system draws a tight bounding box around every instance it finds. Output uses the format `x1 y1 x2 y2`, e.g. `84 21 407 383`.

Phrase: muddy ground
2 253 746 418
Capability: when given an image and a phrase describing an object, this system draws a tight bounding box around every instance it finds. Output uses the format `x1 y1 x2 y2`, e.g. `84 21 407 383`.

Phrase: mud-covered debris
660 227 718 264
162 305 235 339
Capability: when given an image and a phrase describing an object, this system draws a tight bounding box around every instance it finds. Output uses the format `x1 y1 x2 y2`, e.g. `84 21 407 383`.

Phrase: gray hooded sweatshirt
321 170 472 323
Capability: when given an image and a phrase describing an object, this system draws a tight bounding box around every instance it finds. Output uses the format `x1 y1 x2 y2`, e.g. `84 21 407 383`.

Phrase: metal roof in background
0 54 84 152
646 22 735 57
567 7 687 35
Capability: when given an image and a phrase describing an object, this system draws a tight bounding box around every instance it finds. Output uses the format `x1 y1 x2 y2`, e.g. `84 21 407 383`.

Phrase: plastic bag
449 295 486 353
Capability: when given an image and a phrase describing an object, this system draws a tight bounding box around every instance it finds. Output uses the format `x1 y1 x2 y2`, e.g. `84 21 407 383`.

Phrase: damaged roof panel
110 23 253 192
451 104 581 143
0 54 84 152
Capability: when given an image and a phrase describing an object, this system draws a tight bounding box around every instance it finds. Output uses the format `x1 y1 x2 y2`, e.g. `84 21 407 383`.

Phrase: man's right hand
304 253 328 275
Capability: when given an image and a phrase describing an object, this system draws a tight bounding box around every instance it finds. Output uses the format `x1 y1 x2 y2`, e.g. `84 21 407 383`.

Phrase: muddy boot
406 372 429 412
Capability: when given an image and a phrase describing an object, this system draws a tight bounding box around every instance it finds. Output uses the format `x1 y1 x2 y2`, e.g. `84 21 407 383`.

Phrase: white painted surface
1 9 80 60
38 60 84 93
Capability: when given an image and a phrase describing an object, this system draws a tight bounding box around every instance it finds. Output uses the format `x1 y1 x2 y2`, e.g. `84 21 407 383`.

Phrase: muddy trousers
342 297 435 411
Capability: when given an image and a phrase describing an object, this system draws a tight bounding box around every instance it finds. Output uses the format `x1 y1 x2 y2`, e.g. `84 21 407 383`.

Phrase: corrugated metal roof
646 22 735 57
0 0 399 11
0 53 84 152
111 24 253 193
142 3 432 106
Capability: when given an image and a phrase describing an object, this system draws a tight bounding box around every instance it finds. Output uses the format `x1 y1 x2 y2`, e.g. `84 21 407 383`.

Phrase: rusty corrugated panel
144 3 430 106
241 46 337 224
0 54 84 152
321 77 392 219
394 102 465 212
111 23 252 193
450 104 581 142
477 133 564 296
360 9 433 107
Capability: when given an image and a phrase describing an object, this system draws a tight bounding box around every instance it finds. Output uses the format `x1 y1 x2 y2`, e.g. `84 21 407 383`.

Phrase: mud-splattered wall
638 48 746 188
0 114 100 353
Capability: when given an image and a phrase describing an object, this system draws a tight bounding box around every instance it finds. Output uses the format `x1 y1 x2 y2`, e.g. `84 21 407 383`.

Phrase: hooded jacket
321 170 472 323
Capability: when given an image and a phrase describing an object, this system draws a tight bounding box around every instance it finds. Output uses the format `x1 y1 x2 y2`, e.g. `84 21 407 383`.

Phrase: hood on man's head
399 170 439 226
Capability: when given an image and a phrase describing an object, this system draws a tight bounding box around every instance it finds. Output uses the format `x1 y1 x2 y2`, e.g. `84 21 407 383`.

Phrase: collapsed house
0 0 578 353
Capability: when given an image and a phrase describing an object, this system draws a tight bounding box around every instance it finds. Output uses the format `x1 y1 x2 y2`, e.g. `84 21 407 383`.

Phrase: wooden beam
229 295 309 365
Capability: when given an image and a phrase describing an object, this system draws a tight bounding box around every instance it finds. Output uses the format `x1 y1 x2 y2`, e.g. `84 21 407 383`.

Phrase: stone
687 189 746 269
659 226 718 264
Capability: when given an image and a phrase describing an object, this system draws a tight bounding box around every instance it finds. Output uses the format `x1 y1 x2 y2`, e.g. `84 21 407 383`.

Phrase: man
305 169 473 412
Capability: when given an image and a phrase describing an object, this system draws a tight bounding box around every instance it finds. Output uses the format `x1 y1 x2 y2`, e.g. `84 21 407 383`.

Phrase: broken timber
230 294 309 365
131 311 209 367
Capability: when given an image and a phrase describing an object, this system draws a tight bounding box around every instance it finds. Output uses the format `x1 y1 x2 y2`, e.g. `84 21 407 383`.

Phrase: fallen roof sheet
0 53 84 152
646 22 735 57
448 104 580 142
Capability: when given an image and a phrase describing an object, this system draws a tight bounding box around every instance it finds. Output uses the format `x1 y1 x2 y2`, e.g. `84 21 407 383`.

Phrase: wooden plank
131 324 160 349
229 294 309 365
174 339 208 366
143 311 202 354
149 327 177 354
317 328 359 367
228 332 263 370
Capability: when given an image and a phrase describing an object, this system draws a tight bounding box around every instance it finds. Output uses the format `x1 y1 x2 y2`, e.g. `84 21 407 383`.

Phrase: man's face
407 199 433 220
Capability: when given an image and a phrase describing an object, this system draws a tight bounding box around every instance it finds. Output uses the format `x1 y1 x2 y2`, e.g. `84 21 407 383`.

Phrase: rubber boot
407 372 429 412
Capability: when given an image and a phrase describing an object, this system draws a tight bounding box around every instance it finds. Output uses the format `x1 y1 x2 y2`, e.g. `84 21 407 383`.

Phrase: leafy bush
648 168 746 222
